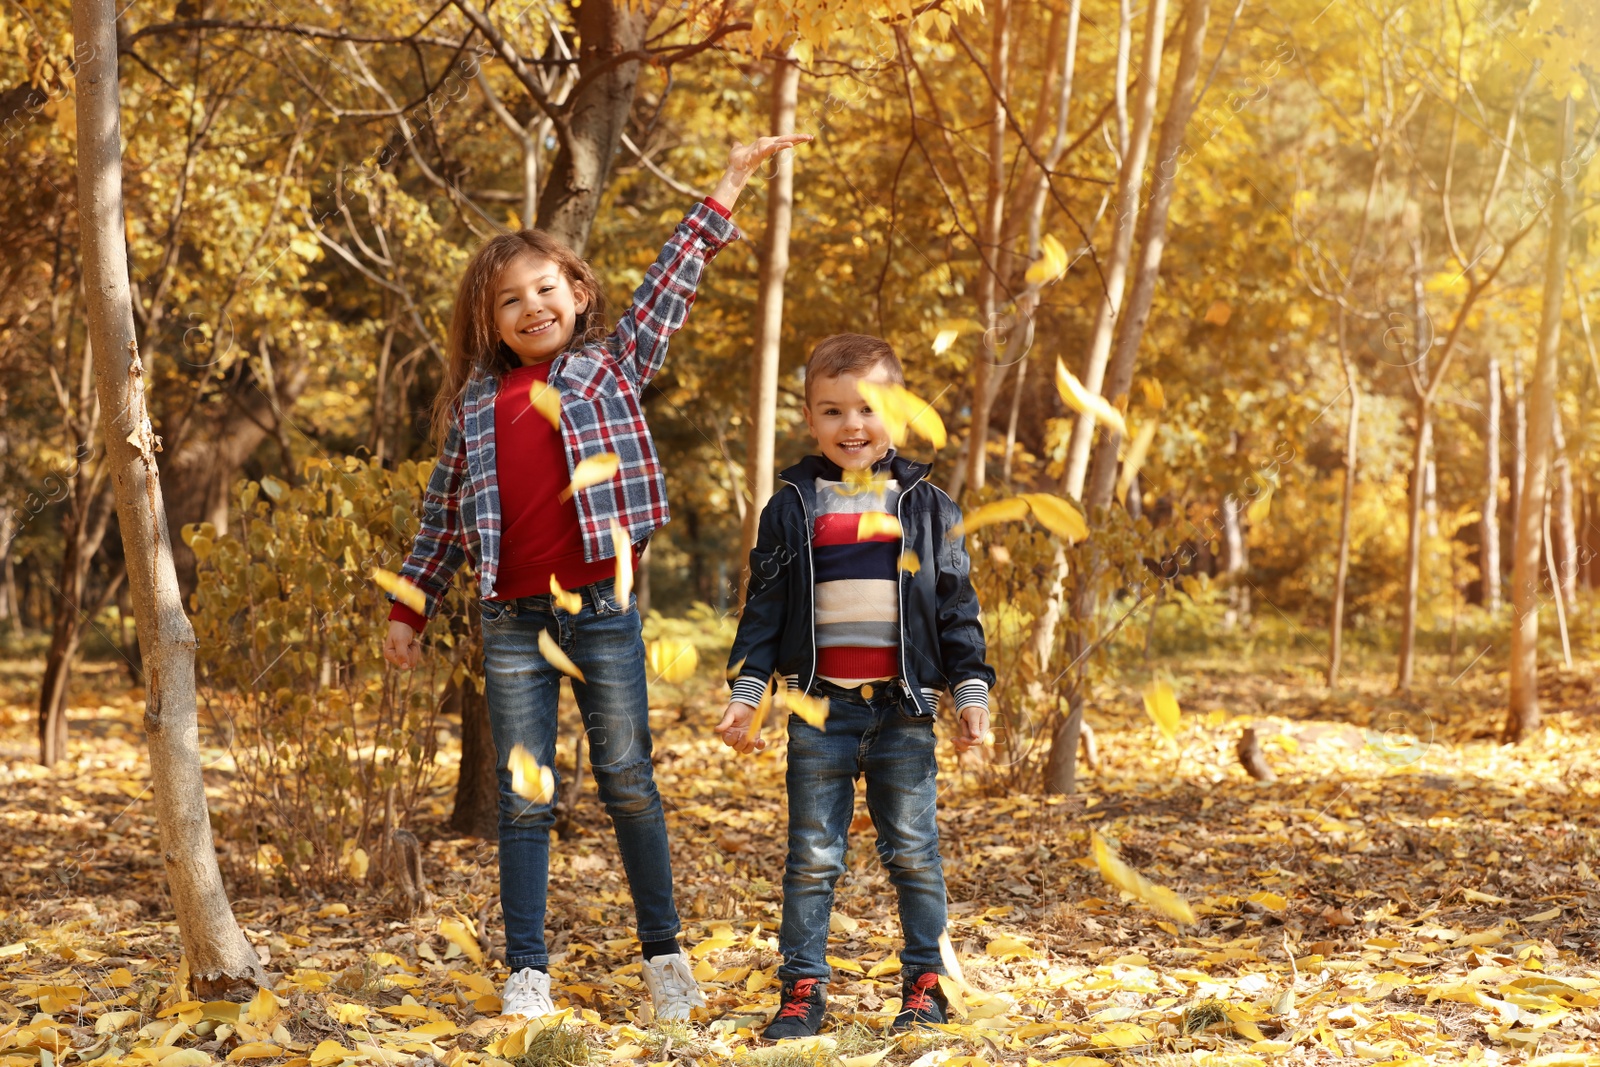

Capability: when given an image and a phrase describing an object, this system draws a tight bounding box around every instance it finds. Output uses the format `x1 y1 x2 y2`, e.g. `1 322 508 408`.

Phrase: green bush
187 455 478 892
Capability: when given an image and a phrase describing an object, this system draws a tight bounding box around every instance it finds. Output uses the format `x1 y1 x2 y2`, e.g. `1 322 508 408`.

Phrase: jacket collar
780 448 930 496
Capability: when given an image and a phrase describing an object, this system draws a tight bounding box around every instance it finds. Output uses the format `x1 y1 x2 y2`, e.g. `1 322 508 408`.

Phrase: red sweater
388 360 632 631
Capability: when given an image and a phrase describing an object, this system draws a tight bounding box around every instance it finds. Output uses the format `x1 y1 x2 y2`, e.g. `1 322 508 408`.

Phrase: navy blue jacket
727 451 996 718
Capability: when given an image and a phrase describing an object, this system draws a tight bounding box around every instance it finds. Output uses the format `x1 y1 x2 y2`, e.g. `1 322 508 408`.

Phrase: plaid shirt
392 200 740 620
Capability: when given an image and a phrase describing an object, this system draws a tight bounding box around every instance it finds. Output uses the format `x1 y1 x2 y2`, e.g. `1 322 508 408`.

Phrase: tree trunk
1040 0 1200 792
1482 355 1502 611
736 51 798 610
1551 403 1577 607
1509 347 1526 555
1220 493 1248 629
1082 0 1209 511
449 606 498 840
534 1 650 253
1506 96 1573 743
1328 308 1360 687
964 0 1013 495
1059 0 1168 500
1396 392 1431 690
73 0 264 994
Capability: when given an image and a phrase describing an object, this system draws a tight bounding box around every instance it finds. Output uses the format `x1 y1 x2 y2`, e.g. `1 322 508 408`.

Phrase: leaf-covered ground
3 650 1599 1067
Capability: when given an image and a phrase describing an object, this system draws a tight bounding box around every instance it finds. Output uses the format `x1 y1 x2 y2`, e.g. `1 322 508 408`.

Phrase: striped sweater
812 474 902 686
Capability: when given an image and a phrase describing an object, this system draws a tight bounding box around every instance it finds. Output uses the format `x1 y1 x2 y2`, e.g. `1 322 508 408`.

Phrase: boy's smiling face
803 362 896 471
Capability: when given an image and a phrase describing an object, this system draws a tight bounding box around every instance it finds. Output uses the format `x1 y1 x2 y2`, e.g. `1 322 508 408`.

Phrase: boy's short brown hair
804 334 905 402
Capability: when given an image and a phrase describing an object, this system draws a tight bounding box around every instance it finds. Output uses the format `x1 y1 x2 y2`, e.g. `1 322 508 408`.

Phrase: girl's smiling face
494 253 588 365
803 362 896 470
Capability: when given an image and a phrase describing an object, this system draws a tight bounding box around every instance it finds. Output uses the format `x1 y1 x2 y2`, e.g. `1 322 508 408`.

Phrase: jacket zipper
894 477 912 713
780 477 817 695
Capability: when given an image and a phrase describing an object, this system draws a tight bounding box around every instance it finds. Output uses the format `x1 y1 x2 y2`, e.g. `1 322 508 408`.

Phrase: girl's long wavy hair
429 230 611 448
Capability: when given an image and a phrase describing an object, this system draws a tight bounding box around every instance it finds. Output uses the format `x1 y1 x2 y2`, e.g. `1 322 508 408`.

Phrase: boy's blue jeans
479 578 680 971
779 684 948 982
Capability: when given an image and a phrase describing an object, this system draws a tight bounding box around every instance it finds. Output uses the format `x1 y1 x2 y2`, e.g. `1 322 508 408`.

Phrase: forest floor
2 643 1599 1067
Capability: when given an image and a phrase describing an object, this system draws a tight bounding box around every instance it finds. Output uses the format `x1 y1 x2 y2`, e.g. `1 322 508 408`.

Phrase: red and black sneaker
892 971 949 1030
762 977 828 1040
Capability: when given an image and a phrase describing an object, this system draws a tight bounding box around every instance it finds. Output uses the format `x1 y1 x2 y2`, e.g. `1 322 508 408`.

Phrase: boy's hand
710 134 813 211
953 706 990 753
383 620 423 670
714 701 768 754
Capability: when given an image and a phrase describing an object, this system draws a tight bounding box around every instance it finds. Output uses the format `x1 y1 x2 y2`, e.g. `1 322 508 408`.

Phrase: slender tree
1507 95 1574 743
73 0 264 994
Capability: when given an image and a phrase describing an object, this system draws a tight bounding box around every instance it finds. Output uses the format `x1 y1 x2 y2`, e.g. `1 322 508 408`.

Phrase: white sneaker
641 952 705 1022
500 967 555 1018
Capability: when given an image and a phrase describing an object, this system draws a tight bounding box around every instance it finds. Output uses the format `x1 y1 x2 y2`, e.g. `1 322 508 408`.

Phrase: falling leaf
508 743 556 805
372 569 425 613
1137 377 1166 411
725 656 747 681
743 680 775 752
1115 420 1159 505
537 629 585 681
1204 300 1233 326
840 467 892 496
781 690 830 730
647 637 699 683
856 381 948 449
560 453 621 501
1142 680 1181 743
527 379 561 429
438 918 485 967
611 521 633 606
856 512 903 541
938 930 970 991
1025 234 1069 285
1020 493 1089 543
345 847 368 883
1246 487 1273 524
949 497 1031 538
898 550 921 574
1056 359 1128 438
1091 831 1196 924
932 328 960 355
549 575 582 614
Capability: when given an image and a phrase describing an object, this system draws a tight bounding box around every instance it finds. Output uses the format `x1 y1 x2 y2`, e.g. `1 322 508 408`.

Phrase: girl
381 134 810 1022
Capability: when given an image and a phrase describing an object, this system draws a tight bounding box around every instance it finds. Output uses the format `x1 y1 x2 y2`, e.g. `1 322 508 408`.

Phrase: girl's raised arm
605 134 811 392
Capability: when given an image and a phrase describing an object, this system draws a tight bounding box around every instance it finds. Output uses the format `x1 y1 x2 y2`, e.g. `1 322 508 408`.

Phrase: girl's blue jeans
778 685 948 981
479 578 680 971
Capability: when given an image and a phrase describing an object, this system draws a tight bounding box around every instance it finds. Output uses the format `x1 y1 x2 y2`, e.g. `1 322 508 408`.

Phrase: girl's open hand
714 701 768 754
710 134 813 210
383 620 423 670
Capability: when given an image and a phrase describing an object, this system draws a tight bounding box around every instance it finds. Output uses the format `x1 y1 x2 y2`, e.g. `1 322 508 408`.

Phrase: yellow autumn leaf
949 497 1031 538
243 987 280 1027
1137 376 1166 411
1246 487 1272 524
372 569 425 613
1020 493 1089 543
932 327 961 355
527 378 561 429
1142 679 1180 742
841 1050 891 1067
1056 358 1128 438
308 1040 355 1067
537 629 585 682
612 520 633 605
549 575 583 613
782 689 830 730
857 512 903 541
508 743 556 804
1091 831 1196 924
938 929 970 991
560 452 621 501
898 550 921 574
1116 419 1159 505
226 1044 283 1062
329 1001 370 1025
345 846 368 883
438 917 485 966
745 679 775 750
866 954 901 978
725 656 747 681
647 637 699 683
985 935 1038 961
856 380 947 449
1025 233 1069 285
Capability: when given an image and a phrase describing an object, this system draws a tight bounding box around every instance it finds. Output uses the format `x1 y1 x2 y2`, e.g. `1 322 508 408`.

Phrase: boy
714 334 994 1038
